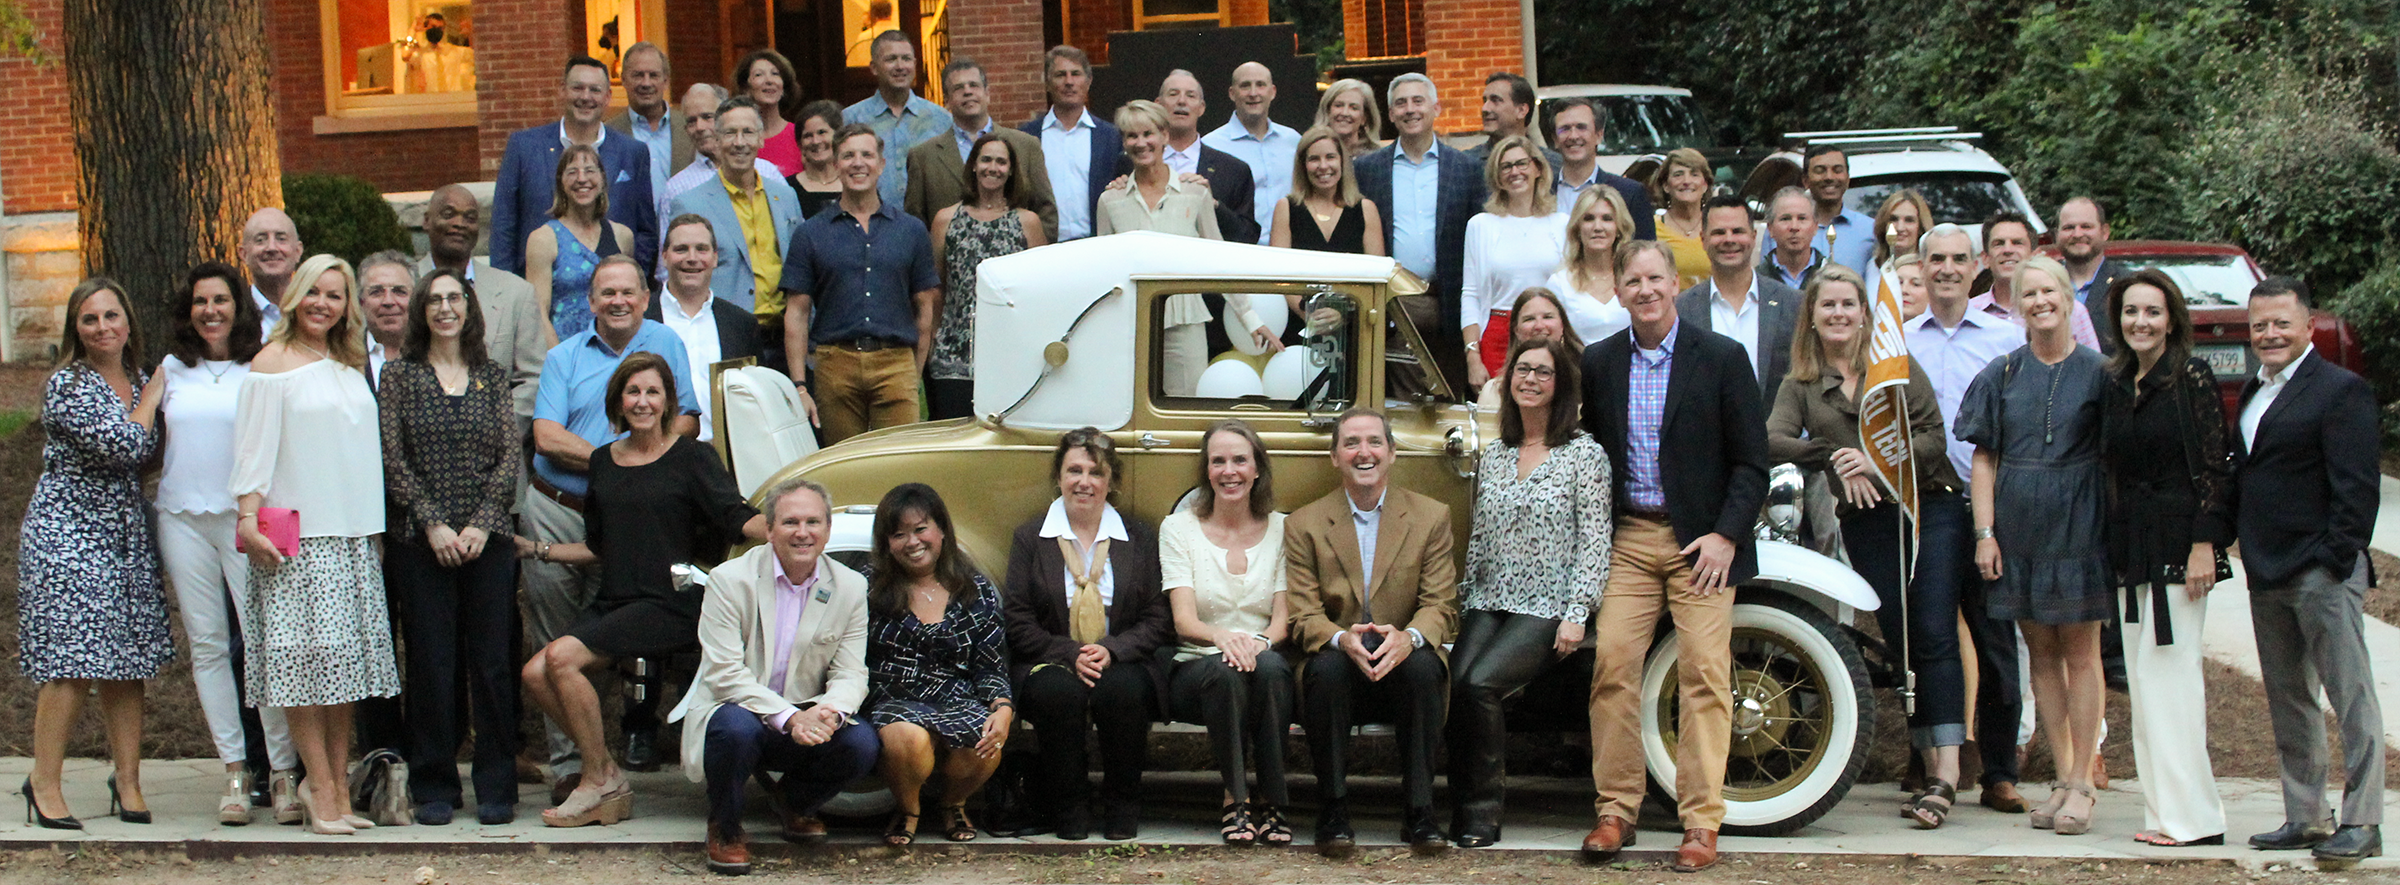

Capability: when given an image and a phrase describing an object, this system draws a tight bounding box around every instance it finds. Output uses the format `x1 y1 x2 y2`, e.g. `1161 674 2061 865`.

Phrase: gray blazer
412 256 544 432
1674 274 1801 401
666 172 805 313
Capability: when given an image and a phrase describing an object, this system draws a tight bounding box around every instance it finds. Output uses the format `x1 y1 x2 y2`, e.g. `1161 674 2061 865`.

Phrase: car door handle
1137 433 1169 449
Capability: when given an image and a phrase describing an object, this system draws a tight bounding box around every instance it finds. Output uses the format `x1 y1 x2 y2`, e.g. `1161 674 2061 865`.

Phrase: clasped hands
424 524 491 568
1340 623 1414 681
781 704 845 747
1072 642 1113 686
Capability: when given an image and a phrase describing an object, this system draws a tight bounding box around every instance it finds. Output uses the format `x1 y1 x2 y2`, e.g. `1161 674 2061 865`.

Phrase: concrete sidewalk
1 760 2390 871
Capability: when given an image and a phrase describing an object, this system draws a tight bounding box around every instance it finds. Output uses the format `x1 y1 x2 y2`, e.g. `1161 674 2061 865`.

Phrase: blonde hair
272 253 369 368
1113 100 1168 140
1480 135 1555 216
1872 188 1932 266
1286 126 1362 208
1561 185 1634 293
1314 79 1383 155
1788 265 1871 384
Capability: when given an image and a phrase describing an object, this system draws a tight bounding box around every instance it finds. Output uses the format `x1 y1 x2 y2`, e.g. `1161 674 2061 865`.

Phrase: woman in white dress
1542 186 1635 346
1460 134 1568 388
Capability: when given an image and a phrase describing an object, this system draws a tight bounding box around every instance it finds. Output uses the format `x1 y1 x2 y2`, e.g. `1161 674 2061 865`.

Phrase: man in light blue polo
841 30 952 207
521 255 700 796
1201 61 1299 244
1803 145 1877 278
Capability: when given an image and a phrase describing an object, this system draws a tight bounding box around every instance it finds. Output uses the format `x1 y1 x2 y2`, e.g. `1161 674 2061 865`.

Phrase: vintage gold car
715 232 1880 836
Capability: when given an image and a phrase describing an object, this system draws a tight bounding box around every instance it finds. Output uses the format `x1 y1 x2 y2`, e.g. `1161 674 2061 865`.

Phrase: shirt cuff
1325 633 1343 651
764 709 797 732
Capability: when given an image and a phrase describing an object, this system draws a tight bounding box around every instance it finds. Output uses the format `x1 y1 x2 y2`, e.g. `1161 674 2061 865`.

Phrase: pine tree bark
65 0 281 348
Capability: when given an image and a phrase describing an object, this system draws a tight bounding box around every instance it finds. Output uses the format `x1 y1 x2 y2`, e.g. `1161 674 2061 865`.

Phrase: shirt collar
771 552 824 595
865 93 925 119
2258 344 2315 385
1346 486 1388 523
1043 107 1089 133
664 293 712 322
719 168 764 197
1556 163 1600 190
1909 300 2010 334
557 119 608 148
1635 319 1681 358
955 117 993 143
1039 497 1130 543
1212 117 1280 143
1707 277 1759 313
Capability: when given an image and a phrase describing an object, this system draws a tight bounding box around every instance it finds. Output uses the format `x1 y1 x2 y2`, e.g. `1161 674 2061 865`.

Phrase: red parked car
2051 240 2368 415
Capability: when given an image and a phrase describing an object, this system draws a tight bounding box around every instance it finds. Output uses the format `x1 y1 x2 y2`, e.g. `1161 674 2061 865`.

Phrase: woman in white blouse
1461 134 1569 388
1162 420 1294 846
1542 187 1635 345
231 253 402 836
1447 336 1612 847
156 262 298 826
1095 100 1274 397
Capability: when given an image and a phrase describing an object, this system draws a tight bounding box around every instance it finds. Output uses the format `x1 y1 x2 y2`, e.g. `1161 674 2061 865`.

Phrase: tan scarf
1058 536 1111 644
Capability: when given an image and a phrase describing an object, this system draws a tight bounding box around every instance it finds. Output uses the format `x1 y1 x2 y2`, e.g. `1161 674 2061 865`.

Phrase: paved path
2204 521 2400 749
0 762 2390 870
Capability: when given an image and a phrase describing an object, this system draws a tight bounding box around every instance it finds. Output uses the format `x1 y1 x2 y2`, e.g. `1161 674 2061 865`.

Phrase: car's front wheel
1637 589 1872 836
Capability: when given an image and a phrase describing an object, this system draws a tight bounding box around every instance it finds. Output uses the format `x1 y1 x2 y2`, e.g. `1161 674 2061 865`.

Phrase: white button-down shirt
250 284 282 339
1202 117 1300 244
1041 108 1096 240
366 336 391 388
658 293 724 441
2241 344 2315 451
1163 138 1201 176
1708 277 1763 374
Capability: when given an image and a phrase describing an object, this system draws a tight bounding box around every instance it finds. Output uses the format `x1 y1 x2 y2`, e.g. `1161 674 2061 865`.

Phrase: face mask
424 27 445 44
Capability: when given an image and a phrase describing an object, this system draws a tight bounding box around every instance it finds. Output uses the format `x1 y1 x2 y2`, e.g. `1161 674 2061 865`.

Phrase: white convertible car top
972 232 1420 431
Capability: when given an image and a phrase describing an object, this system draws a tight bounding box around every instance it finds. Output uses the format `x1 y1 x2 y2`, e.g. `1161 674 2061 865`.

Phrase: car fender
1747 539 1879 613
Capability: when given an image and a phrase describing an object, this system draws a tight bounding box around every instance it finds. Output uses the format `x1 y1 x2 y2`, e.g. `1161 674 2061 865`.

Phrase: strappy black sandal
884 810 920 846
943 804 978 842
1252 804 1293 846
1905 780 1956 830
1219 802 1256 845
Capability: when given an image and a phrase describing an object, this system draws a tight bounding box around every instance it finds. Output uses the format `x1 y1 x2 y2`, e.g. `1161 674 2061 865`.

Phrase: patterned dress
931 207 1030 383
863 574 1011 748
16 364 175 682
545 217 621 338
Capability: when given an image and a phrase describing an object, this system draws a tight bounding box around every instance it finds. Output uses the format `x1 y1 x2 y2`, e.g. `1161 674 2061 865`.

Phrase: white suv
1744 128 2047 243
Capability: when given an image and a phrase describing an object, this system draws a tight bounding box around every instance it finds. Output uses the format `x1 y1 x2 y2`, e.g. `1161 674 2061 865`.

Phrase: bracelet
1973 526 1995 541
990 700 1014 711
538 541 552 562
238 512 257 522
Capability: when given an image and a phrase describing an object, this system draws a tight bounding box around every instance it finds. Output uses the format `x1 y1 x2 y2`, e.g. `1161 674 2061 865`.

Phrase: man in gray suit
667 97 804 373
903 57 1058 240
417 183 547 434
1674 194 1798 402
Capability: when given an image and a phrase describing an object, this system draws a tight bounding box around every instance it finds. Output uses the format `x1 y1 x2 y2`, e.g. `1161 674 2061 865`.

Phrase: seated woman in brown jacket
1002 427 1172 842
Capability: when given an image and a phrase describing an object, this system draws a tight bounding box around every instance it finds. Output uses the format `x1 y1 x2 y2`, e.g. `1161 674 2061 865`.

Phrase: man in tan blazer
902 58 1059 240
1286 407 1458 856
673 477 875 875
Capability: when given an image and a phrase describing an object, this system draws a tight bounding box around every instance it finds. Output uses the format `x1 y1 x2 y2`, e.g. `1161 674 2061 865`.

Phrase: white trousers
1161 323 1205 398
2122 583 2226 841
157 509 296 769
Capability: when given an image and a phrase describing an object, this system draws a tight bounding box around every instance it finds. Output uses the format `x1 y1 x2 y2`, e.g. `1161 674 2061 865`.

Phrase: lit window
317 1 479 127
1134 0 1228 30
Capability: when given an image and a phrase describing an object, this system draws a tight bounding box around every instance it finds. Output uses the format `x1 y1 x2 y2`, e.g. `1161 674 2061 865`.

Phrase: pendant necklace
203 359 232 384
2040 359 2065 445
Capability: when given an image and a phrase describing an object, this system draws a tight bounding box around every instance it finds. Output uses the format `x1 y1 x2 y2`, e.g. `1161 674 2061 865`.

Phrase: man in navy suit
1156 69 1258 245
491 56 660 277
1353 72 1485 393
1021 45 1123 241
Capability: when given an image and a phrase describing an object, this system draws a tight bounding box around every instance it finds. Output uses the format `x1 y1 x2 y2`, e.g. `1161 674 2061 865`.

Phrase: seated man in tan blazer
675 476 876 875
1286 407 1459 856
902 57 1059 239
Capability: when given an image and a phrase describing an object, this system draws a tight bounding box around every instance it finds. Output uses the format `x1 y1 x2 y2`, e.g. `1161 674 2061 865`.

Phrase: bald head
425 185 484 267
1229 61 1277 130
240 208 303 295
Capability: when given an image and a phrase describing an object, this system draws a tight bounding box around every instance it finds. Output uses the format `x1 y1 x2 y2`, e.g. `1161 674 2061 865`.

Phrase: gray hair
1767 185 1813 215
690 82 730 104
762 476 833 520
1388 72 1436 106
356 249 416 280
1918 222 1980 259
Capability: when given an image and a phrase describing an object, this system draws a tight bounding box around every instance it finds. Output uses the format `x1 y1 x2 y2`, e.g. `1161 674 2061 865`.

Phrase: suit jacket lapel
1660 323 1696 431
2253 354 2321 454
786 571 833 692
1365 492 1410 614
1326 506 1367 618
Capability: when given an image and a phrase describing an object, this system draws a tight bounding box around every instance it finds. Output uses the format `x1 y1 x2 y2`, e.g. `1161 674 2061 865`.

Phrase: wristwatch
1973 526 1995 541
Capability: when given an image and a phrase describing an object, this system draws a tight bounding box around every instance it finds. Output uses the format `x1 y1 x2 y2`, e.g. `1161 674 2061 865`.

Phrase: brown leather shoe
1672 828 1719 872
1980 780 2029 814
1581 815 1635 859
781 813 827 844
706 822 751 876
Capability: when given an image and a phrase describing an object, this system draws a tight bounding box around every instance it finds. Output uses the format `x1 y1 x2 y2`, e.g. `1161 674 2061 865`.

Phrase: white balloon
1193 358 1266 399
1223 293 1289 356
1261 346 1311 400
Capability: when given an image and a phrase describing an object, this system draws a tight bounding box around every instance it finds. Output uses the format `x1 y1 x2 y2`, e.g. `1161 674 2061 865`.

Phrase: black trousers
1444 609 1561 827
1167 652 1295 806
925 378 973 421
1301 643 1447 808
1016 663 1155 811
388 538 523 807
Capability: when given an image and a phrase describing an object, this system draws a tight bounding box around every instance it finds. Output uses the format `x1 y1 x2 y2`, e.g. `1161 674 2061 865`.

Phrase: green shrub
2183 67 2400 297
281 172 411 266
2332 261 2400 421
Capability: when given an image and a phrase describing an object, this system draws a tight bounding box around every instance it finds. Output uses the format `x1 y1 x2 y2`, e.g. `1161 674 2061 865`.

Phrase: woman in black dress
516 352 766 828
862 483 1013 845
1270 126 1384 257
785 100 848 220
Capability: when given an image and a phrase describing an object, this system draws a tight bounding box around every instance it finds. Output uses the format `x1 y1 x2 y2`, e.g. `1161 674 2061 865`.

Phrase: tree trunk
65 0 281 350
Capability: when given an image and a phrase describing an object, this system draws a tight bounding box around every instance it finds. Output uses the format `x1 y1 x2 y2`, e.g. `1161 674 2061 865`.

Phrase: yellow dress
1656 209 1711 289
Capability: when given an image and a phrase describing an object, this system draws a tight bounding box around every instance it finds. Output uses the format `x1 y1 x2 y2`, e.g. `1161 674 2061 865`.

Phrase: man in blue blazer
1019 45 1123 241
1353 72 1485 393
666 99 802 315
491 55 660 277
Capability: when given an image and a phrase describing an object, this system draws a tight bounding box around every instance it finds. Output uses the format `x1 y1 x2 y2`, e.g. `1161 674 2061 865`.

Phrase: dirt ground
1 845 2389 885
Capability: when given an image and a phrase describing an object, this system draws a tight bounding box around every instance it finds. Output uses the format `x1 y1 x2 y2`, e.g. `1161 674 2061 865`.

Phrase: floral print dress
16 364 174 682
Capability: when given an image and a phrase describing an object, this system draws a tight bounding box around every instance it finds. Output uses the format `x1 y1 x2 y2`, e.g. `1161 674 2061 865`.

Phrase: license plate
2198 343 2251 378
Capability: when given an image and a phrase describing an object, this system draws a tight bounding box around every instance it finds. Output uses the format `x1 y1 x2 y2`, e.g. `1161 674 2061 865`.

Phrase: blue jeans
702 704 880 829
1843 492 1969 750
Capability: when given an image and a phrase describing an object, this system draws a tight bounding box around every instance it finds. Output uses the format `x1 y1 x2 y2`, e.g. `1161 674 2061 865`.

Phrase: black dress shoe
623 730 660 772
1103 802 1140 841
2313 825 2382 862
1316 801 1357 857
2250 821 2335 850
1054 804 1091 841
1403 805 1448 852
415 801 454 825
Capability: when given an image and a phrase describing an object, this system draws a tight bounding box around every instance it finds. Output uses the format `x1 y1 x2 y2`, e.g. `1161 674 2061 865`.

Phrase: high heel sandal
942 804 979 842
541 770 632 828
2029 785 2069 830
19 777 81 830
296 780 355 836
270 768 303 825
1219 802 1256 846
219 770 254 826
884 810 920 845
106 773 151 824
2053 786 2097 836
1252 804 1293 846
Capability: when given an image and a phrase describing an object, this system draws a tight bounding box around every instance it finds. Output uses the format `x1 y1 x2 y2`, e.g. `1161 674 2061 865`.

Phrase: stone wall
2 213 79 364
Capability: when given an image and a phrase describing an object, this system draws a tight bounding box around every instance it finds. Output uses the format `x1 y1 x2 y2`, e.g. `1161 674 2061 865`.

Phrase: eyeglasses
426 291 467 306
1511 363 1556 381
1499 158 1537 172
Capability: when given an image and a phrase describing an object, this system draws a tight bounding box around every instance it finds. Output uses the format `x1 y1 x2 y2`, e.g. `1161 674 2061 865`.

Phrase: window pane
1143 0 1221 19
337 1 477 96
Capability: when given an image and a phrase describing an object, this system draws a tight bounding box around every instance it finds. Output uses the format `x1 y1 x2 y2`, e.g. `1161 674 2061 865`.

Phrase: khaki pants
1589 516 1734 830
813 344 919 444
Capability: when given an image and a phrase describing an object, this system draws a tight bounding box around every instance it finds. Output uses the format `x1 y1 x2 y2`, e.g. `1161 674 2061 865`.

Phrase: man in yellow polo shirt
667 96 806 376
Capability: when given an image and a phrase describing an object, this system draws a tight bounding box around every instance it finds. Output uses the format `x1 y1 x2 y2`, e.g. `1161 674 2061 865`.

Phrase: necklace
2039 358 2065 445
1666 206 1701 237
202 358 233 383
295 341 331 363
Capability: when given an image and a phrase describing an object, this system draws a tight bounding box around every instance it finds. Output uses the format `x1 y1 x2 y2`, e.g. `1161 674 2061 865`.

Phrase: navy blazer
644 294 765 367
1580 322 1770 583
1195 143 1259 246
1020 110 1126 238
490 122 660 277
1673 276 1802 401
2232 351 2382 589
1355 142 1486 387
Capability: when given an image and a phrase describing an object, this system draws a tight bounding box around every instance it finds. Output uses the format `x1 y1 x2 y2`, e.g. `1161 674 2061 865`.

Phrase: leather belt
1624 509 1671 522
531 476 584 513
831 336 896 352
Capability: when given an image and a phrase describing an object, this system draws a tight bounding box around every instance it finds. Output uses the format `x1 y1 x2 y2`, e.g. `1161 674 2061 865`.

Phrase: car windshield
1542 94 1713 155
1846 173 2016 226
2112 255 2260 308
